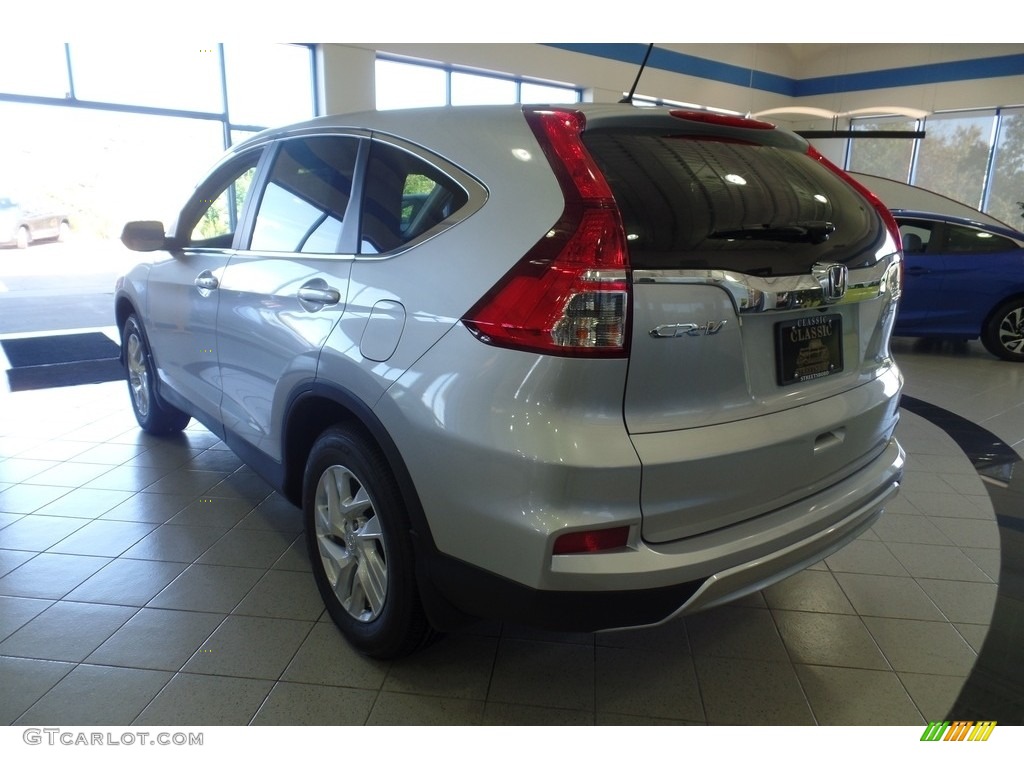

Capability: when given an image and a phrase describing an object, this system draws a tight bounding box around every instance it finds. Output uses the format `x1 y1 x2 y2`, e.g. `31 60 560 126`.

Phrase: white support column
316 45 377 115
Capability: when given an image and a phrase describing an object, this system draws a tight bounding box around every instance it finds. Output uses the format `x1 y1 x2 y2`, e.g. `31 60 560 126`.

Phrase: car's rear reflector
553 526 630 555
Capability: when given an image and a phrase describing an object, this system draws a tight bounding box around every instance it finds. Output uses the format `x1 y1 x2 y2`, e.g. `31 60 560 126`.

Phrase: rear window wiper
709 221 835 244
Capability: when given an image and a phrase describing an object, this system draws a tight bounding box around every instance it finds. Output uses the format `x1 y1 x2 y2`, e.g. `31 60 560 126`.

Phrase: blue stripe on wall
549 43 798 95
795 54 1024 95
546 44 1024 97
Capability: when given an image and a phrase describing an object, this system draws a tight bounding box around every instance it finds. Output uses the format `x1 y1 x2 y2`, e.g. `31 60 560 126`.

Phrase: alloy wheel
313 464 388 622
126 332 150 418
997 306 1024 356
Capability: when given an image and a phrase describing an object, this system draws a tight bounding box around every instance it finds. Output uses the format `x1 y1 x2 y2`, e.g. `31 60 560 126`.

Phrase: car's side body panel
144 249 231 420
216 252 353 462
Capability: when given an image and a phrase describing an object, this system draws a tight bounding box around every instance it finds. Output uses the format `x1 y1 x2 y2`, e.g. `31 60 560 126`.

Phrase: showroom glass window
450 72 517 105
986 107 1024 226
375 57 580 110
846 116 918 182
0 42 69 97
912 111 996 210
68 43 224 113
223 44 315 128
0 44 314 247
249 136 361 253
359 142 468 254
848 108 1024 224
521 82 581 103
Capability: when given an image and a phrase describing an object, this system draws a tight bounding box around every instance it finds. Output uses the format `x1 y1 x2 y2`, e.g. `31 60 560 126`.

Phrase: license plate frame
775 314 843 386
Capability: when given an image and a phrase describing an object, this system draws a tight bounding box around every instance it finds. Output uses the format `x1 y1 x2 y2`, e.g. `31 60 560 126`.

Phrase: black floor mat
3 332 123 391
2 332 121 367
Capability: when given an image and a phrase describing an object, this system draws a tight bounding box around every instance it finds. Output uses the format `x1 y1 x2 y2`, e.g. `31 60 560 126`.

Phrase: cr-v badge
650 321 728 338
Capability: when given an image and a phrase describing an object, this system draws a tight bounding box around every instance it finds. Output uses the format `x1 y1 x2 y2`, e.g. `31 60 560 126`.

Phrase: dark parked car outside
0 197 71 249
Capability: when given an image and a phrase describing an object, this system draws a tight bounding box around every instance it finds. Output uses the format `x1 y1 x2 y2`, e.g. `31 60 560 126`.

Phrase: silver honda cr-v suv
116 103 905 658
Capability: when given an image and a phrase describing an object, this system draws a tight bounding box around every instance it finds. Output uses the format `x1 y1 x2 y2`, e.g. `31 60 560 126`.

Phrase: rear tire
15 226 29 249
981 298 1024 362
122 314 191 434
304 426 435 659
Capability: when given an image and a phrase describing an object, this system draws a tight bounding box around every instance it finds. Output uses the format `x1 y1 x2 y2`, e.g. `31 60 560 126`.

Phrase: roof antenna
619 44 654 104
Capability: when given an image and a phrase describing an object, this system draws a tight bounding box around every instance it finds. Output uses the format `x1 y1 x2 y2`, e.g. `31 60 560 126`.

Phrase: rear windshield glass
582 130 884 275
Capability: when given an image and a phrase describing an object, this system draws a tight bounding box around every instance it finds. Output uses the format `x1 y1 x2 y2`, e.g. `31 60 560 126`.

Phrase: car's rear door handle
905 266 930 275
194 271 219 290
297 285 341 305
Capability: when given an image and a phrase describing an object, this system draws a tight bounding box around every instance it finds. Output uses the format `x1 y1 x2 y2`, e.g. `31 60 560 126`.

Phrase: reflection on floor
0 334 1021 725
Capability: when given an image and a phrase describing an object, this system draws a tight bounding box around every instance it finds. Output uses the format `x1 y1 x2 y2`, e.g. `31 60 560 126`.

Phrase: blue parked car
893 210 1024 361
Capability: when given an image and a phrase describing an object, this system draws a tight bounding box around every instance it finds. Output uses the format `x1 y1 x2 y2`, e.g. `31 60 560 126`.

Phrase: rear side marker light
462 108 631 358
553 526 630 555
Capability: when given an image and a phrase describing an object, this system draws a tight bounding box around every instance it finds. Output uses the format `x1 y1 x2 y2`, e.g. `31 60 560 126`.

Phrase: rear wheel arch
283 384 479 633
303 424 436 657
282 385 429 534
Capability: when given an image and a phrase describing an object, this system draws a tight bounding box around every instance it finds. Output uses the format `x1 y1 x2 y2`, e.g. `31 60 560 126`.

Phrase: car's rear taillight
462 108 631 357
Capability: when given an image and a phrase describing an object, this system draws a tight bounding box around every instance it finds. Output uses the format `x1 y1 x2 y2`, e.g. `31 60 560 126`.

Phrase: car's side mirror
121 220 172 252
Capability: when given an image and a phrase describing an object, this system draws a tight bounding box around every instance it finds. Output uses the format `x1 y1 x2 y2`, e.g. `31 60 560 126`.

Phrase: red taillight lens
462 108 631 357
553 526 630 555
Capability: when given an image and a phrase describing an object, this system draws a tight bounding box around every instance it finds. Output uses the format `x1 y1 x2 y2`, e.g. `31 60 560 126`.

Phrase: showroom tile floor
0 333 1021 725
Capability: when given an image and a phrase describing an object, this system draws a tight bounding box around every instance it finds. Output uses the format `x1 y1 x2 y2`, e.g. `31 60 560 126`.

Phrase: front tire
15 226 29 249
122 314 191 433
981 298 1024 362
303 426 434 659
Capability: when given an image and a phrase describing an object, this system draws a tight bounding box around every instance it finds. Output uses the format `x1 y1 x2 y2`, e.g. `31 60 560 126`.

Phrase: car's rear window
582 130 884 275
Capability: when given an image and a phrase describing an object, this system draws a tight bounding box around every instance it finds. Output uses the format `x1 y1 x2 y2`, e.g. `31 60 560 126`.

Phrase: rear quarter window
582 130 884 276
360 141 469 255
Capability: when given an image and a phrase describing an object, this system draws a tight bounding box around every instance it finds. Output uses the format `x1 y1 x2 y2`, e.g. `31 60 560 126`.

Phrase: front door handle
194 271 219 290
297 278 342 308
297 287 341 304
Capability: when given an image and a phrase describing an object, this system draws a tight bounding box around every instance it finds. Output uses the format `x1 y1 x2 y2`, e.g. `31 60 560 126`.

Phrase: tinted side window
583 131 883 275
250 136 359 253
944 223 1019 254
896 219 935 254
360 141 469 254
185 153 260 247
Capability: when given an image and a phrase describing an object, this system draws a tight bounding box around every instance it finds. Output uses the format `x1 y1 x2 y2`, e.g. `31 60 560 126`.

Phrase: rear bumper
423 436 904 631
